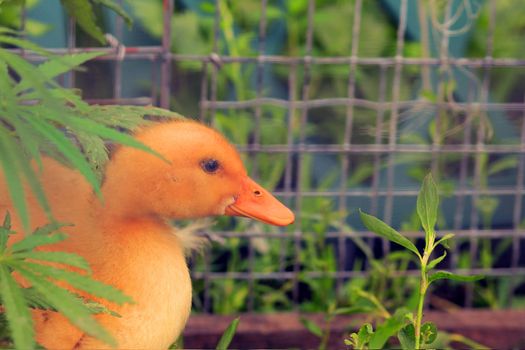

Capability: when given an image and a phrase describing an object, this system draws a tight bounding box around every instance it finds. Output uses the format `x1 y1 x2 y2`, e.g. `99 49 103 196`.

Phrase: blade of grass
216 317 239 350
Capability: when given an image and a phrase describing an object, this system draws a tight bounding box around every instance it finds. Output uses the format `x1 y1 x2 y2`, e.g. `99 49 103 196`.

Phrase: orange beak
225 177 295 226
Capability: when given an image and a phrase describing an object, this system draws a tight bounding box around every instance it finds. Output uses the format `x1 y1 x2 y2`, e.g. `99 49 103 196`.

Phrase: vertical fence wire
384 0 408 259
336 0 362 294
160 0 173 109
292 0 315 305
467 0 497 307
246 0 269 312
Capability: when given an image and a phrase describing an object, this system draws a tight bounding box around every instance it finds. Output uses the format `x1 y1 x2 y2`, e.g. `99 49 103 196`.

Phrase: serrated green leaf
15 52 105 93
23 287 56 311
397 323 415 350
13 263 116 347
14 251 91 272
420 322 437 344
0 34 53 57
23 262 132 305
33 222 73 236
23 114 102 197
0 128 29 231
49 114 167 163
23 287 121 317
3 212 11 229
428 271 484 285
0 49 60 96
427 251 447 271
10 233 68 253
0 126 53 224
0 212 12 252
417 173 439 235
359 210 421 259
0 265 35 350
216 317 239 350
60 0 107 44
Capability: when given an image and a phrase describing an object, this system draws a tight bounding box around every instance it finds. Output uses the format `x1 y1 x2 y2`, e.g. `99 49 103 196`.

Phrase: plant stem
415 251 431 349
414 269 427 349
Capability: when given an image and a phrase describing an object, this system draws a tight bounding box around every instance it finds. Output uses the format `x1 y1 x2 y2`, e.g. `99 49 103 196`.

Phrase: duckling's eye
201 159 220 174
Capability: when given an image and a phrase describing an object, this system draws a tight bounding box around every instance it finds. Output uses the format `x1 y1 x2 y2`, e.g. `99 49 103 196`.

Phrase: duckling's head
102 120 294 226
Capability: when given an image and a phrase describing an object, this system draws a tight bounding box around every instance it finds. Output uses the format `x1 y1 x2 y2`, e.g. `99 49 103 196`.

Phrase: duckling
0 119 294 349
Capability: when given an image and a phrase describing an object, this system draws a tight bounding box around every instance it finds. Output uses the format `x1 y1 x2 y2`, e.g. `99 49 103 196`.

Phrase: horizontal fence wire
14 0 525 311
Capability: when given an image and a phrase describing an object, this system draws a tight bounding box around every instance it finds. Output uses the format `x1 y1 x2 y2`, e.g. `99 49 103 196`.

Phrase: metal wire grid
15 0 525 309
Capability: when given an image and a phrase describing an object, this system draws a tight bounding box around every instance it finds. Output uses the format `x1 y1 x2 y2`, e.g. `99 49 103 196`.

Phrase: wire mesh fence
14 0 525 311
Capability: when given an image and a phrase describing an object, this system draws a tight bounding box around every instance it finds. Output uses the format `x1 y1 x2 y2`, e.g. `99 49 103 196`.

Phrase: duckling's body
0 120 294 349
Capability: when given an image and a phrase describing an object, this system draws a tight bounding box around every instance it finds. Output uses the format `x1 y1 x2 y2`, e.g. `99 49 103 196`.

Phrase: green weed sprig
354 174 483 349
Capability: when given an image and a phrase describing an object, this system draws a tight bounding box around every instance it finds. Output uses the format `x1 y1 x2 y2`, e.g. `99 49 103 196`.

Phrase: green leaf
417 173 439 234
23 115 102 196
15 52 105 93
33 222 73 236
356 323 374 346
51 115 167 163
94 0 133 27
60 0 107 44
0 212 13 253
23 262 132 305
216 317 239 350
0 265 35 350
368 309 411 349
10 233 68 253
300 317 322 337
427 251 447 271
420 322 438 344
0 128 30 231
397 323 415 350
13 263 117 347
23 287 121 317
346 323 374 348
13 251 91 272
359 210 421 259
428 271 484 285
434 233 455 249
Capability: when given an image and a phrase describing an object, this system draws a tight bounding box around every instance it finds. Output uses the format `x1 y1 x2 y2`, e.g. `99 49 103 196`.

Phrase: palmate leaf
15 52 105 93
0 49 60 97
23 113 103 196
85 105 185 130
0 125 53 228
23 287 121 317
23 262 132 305
0 213 13 253
10 232 68 253
0 129 29 229
13 251 91 272
12 263 117 347
60 0 106 44
0 265 35 350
